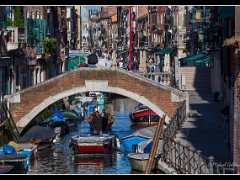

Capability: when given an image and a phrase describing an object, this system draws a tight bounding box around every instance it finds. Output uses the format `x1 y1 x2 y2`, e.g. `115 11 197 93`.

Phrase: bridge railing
162 138 235 174
137 72 174 86
161 101 235 174
162 101 186 140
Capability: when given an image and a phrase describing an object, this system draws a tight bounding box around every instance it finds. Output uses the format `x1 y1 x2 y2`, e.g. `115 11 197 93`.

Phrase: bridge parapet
5 67 188 129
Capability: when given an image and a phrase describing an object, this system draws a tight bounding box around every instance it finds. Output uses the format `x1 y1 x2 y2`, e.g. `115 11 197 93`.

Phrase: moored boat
121 126 157 152
69 134 117 154
128 153 160 172
0 154 29 172
121 135 150 152
129 104 160 125
39 116 69 136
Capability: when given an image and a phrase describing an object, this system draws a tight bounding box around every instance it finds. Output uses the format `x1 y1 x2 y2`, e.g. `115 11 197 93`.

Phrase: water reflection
27 97 143 174
72 153 116 174
29 148 70 174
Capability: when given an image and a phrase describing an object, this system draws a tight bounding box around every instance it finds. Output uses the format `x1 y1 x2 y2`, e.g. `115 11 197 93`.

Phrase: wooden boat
88 111 114 131
128 153 159 172
129 104 160 125
69 134 117 154
0 154 29 172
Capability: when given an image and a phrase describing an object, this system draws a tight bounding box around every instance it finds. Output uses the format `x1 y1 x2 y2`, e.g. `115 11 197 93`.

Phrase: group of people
116 55 140 71
87 109 114 135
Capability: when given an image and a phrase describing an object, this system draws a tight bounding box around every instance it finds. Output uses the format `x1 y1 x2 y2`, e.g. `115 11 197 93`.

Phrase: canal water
27 97 142 174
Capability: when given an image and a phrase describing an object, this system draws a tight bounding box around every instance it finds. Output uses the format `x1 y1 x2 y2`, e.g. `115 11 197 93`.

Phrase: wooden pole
145 114 166 174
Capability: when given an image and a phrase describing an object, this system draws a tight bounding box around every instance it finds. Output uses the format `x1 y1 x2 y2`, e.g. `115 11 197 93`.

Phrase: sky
84 6 102 10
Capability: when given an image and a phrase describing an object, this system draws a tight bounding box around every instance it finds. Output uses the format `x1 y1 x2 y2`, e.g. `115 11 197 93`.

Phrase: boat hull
128 153 158 172
73 143 113 154
129 107 160 125
121 136 149 152
70 134 117 154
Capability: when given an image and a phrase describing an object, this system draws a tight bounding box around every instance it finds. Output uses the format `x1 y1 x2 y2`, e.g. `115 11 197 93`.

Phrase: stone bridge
6 67 188 129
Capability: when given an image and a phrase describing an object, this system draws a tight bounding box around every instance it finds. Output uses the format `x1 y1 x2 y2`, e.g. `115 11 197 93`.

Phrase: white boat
69 134 118 154
128 153 160 172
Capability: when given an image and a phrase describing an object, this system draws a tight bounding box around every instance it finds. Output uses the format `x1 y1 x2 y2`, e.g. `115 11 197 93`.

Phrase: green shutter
192 8 196 20
27 19 34 45
2 7 7 30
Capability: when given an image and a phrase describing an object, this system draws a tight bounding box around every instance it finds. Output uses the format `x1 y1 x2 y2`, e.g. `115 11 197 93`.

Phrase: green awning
196 57 210 64
156 48 173 55
181 53 208 63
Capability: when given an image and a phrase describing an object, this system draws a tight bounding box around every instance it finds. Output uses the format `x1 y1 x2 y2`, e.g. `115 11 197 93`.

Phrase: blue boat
0 143 37 169
121 135 150 152
0 143 37 159
40 115 69 136
121 126 157 152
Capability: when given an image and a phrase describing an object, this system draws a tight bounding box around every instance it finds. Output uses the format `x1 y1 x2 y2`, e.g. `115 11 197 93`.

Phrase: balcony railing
138 72 174 86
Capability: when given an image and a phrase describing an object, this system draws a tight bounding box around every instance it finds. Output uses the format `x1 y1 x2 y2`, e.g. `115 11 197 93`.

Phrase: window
39 10 42 19
36 10 39 19
31 11 34 19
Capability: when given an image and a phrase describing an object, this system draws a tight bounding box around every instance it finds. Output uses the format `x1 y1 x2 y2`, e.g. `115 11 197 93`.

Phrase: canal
27 96 142 174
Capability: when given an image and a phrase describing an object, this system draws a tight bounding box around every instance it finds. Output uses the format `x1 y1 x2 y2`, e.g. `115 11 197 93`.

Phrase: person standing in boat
91 111 103 135
102 109 109 131
101 109 115 131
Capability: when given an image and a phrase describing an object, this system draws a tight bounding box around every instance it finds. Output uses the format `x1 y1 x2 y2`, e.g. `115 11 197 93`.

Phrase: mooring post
145 114 166 174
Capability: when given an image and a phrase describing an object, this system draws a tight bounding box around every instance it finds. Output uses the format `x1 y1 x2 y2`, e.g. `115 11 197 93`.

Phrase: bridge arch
15 86 167 128
7 67 188 129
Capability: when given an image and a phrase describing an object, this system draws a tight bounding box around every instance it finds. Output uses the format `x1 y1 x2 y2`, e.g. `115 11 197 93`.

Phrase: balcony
6 27 20 51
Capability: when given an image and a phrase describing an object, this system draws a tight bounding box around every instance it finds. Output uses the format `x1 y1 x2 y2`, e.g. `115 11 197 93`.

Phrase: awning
196 57 210 64
156 48 173 55
181 53 208 63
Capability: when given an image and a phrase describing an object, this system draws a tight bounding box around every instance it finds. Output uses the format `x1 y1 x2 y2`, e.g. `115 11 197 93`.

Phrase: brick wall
9 68 183 124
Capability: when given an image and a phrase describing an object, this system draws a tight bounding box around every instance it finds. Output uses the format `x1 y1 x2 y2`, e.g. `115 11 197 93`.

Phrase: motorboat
129 104 160 125
69 134 118 154
128 153 160 172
